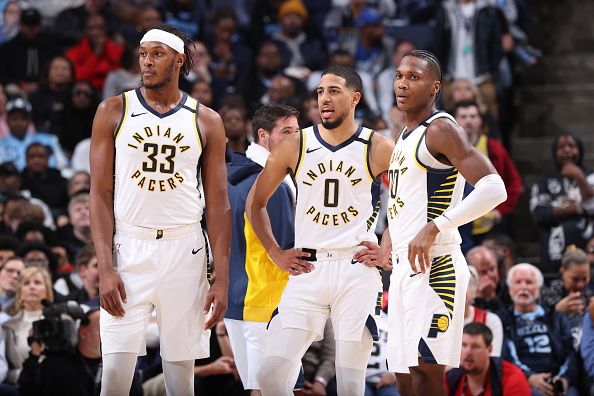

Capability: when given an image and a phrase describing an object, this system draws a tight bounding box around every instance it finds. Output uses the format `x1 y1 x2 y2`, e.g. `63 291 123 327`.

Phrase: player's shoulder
97 95 124 116
371 131 395 150
426 115 465 143
197 103 223 125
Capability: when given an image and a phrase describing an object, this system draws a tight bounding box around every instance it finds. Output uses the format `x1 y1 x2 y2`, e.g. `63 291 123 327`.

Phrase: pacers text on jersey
387 149 407 220
127 125 189 191
301 159 363 226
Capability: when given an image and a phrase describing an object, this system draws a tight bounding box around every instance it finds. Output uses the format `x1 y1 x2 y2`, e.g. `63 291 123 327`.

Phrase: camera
546 376 564 396
29 300 85 354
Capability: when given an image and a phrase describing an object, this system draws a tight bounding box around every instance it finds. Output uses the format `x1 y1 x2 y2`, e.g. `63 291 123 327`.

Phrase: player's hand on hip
407 221 440 274
353 241 381 267
99 268 127 317
204 281 228 330
269 246 313 275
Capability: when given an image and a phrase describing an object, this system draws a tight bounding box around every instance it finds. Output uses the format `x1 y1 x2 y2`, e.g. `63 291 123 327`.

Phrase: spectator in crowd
0 256 23 310
0 234 19 266
467 246 506 312
365 311 397 396
0 1 20 45
0 162 55 230
302 90 321 127
445 78 501 141
15 221 55 246
0 8 60 96
296 321 337 396
67 171 90 197
61 80 100 154
435 0 504 119
179 40 213 94
102 45 141 99
482 233 517 281
190 78 215 108
267 74 298 104
323 0 381 55
20 143 69 215
541 246 592 349
272 0 326 74
221 104 250 154
499 263 577 396
1 196 46 235
161 0 206 40
244 40 284 115
66 243 98 307
353 9 393 106
581 299 594 395
55 192 91 260
28 55 74 137
306 49 354 93
445 322 531 396
2 266 53 384
465 266 504 356
0 98 69 171
205 7 253 98
120 4 163 44
454 100 523 244
529 133 594 274
53 0 118 49
65 13 124 91
17 242 60 280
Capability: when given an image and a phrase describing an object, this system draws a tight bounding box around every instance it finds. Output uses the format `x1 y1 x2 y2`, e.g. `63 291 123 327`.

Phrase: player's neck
404 106 437 132
318 118 359 144
141 84 182 111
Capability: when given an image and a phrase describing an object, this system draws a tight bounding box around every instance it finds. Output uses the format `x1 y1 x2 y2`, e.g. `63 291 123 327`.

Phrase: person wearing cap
272 0 326 75
90 24 230 395
0 97 68 172
0 7 60 95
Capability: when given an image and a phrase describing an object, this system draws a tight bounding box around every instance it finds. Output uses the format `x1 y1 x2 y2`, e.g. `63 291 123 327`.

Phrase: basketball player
246 65 394 396
224 103 300 395
383 50 507 396
90 25 231 395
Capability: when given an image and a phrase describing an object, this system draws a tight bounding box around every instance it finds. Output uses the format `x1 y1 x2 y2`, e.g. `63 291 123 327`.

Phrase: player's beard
142 61 175 89
321 111 347 130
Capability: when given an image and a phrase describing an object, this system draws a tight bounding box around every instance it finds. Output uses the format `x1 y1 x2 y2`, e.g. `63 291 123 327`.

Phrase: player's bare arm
90 96 127 317
408 118 506 273
353 133 395 267
246 132 312 275
199 105 232 330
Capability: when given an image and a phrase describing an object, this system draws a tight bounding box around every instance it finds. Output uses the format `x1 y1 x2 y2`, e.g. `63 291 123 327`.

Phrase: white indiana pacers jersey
114 89 203 229
293 125 380 249
387 111 466 251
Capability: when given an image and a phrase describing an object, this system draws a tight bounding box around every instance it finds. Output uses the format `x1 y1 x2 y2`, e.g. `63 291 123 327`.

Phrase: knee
256 357 292 388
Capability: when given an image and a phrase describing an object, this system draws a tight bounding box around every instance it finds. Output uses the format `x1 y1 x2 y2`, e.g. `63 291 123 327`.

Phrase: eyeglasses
24 258 49 267
586 246 594 254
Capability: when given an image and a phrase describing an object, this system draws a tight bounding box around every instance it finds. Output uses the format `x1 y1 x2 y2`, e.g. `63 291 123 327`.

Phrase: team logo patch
427 313 449 338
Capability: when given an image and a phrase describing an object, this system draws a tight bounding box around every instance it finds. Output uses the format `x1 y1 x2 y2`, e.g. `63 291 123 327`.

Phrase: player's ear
352 91 362 106
432 81 441 97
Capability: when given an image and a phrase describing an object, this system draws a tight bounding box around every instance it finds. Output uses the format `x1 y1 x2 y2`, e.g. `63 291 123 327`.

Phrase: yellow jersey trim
114 91 128 142
294 128 306 178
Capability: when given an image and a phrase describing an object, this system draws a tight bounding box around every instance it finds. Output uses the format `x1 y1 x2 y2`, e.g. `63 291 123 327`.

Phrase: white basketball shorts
387 247 470 373
100 222 211 361
272 247 383 343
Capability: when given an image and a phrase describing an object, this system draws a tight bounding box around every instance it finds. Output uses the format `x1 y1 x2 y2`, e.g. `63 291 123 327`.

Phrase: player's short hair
463 322 493 347
561 245 588 269
149 23 195 75
506 263 544 288
321 65 362 94
252 104 300 143
403 49 443 84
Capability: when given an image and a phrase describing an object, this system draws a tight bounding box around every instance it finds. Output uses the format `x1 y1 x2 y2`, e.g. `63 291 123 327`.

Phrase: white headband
140 29 184 54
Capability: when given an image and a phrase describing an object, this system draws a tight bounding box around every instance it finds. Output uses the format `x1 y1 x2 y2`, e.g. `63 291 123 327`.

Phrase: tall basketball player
246 65 394 396
90 25 231 395
383 50 507 396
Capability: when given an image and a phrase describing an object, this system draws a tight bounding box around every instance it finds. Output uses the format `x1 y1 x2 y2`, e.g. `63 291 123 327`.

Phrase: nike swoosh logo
131 112 147 117
410 272 421 278
306 147 322 153
192 247 203 255
351 259 359 265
